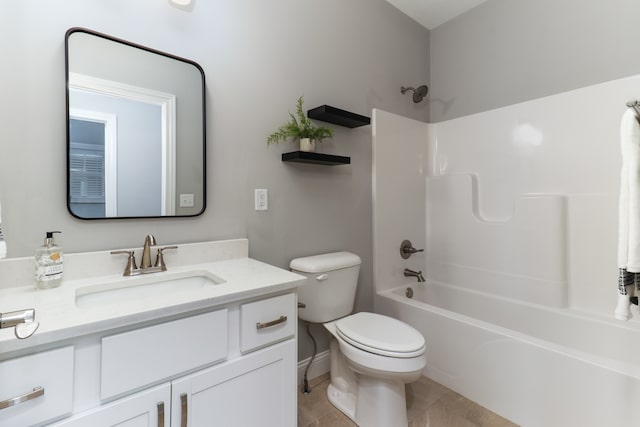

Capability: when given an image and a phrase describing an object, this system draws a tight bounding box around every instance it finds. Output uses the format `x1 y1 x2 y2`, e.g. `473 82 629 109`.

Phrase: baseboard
297 349 330 385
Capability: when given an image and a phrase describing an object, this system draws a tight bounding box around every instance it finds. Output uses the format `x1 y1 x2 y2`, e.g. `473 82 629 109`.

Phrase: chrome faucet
140 235 157 269
404 268 426 283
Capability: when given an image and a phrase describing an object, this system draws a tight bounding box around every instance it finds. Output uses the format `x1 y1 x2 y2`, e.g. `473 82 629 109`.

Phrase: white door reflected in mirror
68 78 176 218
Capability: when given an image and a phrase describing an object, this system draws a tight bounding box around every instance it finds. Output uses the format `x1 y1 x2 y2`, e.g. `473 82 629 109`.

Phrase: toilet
291 252 427 427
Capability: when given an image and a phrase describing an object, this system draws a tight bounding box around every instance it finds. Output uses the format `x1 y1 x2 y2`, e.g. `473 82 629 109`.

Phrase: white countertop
0 239 305 355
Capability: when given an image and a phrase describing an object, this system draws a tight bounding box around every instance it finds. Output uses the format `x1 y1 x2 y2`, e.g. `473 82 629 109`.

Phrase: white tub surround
372 74 640 426
371 109 429 295
373 75 640 315
0 239 304 427
426 174 568 307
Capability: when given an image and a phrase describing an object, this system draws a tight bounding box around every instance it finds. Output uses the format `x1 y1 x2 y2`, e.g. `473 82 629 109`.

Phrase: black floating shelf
307 105 371 128
282 151 351 166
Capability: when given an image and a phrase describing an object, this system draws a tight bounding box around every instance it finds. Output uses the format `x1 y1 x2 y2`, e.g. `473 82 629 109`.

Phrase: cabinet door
0 346 74 427
171 340 296 427
49 383 170 427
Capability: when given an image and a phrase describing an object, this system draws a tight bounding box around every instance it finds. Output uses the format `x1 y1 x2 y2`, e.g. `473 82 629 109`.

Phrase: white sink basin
75 270 225 308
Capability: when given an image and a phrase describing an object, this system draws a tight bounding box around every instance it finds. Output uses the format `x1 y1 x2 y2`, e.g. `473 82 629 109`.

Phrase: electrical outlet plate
179 194 195 207
255 189 268 211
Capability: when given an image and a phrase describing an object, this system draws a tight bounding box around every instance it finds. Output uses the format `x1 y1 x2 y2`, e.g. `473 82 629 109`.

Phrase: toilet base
327 376 409 427
327 383 357 421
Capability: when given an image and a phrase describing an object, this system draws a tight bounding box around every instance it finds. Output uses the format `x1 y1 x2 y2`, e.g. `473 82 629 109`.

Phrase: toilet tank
290 252 361 323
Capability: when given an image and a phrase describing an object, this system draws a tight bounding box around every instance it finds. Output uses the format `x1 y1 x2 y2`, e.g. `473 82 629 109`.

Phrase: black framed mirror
65 28 206 219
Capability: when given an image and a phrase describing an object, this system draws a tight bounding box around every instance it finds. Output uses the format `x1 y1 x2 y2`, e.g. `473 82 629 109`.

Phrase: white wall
0 0 429 360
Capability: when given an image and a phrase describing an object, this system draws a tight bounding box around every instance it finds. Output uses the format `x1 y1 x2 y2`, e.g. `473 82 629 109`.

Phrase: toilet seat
335 312 425 358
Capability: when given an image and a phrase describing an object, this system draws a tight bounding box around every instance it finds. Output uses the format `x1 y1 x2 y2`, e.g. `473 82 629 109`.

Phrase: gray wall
0 0 429 361
429 0 640 122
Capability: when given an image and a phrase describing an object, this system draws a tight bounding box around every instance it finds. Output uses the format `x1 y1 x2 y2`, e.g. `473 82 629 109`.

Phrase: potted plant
267 96 333 152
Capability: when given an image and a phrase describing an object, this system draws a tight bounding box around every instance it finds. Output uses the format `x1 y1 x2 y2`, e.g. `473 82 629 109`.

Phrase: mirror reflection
0 203 5 259
65 28 206 219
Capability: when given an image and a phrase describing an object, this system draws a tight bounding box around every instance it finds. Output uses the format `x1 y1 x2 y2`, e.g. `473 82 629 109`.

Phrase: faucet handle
400 240 424 259
111 250 138 276
154 246 178 271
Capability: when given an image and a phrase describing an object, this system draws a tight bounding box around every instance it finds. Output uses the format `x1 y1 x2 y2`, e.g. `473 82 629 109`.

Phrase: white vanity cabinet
170 293 297 427
32 291 298 427
0 240 304 427
47 383 171 427
171 340 295 427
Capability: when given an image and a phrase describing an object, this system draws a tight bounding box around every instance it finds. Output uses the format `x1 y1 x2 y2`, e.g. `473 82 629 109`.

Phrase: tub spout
404 268 425 283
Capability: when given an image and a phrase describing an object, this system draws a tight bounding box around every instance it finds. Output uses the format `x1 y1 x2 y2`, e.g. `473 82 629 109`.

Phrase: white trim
160 96 177 215
297 349 330 385
70 108 118 217
69 72 177 215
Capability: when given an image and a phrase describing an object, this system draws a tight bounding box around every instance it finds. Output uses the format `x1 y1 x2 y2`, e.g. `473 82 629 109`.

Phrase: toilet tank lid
289 252 361 273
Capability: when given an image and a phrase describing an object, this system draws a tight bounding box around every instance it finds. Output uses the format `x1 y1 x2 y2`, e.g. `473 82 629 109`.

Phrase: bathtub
376 281 640 427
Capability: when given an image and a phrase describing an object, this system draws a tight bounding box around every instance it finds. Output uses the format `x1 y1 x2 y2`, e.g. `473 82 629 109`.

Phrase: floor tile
298 375 518 427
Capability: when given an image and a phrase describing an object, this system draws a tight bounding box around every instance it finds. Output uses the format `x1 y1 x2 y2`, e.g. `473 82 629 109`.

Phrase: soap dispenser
35 231 63 289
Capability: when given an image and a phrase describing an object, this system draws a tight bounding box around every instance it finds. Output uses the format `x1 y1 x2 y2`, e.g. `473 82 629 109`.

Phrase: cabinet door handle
180 393 188 427
0 386 44 410
256 315 287 330
157 401 165 427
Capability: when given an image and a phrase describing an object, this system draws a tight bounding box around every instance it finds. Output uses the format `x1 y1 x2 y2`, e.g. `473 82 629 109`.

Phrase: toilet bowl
325 312 426 427
291 252 427 427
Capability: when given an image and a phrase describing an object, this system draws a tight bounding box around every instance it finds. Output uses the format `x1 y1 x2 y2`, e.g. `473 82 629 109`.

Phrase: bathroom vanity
0 239 303 427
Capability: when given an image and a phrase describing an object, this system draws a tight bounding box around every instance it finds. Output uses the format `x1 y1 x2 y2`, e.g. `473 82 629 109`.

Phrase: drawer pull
180 393 188 427
157 401 165 427
0 386 44 410
256 315 287 330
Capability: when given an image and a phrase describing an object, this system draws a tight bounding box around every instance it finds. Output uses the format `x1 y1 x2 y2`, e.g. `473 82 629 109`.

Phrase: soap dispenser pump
35 231 63 289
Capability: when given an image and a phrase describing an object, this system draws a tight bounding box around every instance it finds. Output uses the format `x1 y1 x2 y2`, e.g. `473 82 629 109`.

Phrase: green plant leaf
267 95 334 144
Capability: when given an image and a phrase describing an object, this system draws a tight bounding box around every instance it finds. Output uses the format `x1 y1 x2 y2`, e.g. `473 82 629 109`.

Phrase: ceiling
386 0 488 30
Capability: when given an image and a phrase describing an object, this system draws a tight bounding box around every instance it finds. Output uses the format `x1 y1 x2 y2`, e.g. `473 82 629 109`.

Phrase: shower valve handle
405 247 424 254
400 240 424 259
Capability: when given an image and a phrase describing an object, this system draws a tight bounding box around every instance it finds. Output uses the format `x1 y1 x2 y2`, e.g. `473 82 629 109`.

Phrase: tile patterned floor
298 374 518 427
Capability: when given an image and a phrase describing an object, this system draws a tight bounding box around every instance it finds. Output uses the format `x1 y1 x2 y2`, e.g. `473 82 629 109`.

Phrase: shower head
401 85 429 103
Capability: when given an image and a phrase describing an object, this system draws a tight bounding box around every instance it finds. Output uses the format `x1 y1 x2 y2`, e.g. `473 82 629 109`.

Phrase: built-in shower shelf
307 105 370 128
281 151 351 166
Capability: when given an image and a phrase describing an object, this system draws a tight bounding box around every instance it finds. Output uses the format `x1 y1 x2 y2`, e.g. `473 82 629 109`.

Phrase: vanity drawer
240 293 295 353
101 309 228 400
0 346 74 427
